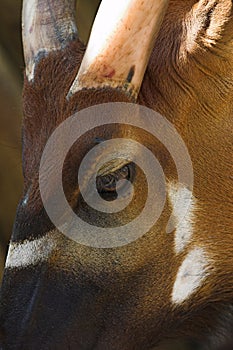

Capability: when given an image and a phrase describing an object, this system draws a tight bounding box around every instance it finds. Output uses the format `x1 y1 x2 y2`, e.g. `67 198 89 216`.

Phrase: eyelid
97 159 132 177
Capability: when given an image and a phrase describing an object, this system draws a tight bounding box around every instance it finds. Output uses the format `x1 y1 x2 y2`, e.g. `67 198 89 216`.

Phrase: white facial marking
22 193 29 206
172 247 210 305
5 234 56 269
168 182 196 254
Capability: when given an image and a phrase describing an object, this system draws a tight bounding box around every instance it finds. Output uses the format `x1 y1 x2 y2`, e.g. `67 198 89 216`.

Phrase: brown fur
0 1 233 349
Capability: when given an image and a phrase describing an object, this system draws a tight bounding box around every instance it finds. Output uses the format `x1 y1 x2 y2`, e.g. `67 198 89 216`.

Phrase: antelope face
0 0 233 349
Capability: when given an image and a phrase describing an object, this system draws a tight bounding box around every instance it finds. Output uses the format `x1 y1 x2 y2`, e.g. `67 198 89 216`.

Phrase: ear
190 0 233 55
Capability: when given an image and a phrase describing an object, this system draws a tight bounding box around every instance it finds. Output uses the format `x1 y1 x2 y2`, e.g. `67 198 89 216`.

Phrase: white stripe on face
5 234 56 269
168 183 196 254
171 247 210 305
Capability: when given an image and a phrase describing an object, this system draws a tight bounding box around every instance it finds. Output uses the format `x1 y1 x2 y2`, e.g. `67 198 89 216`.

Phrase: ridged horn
67 0 169 100
22 0 78 82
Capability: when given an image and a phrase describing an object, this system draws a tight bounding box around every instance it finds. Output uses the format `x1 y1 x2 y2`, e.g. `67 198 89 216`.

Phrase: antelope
0 0 233 349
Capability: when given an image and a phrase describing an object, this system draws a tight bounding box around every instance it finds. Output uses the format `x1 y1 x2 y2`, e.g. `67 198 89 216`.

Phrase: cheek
171 246 211 305
167 182 196 255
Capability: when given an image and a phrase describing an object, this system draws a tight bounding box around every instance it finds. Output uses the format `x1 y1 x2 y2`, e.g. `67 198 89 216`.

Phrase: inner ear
192 0 233 45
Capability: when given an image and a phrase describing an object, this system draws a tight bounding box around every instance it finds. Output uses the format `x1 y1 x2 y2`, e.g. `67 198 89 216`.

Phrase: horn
67 0 169 100
22 0 78 82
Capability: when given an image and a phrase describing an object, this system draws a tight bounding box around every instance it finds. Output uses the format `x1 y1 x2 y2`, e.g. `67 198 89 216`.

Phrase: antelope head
0 0 233 349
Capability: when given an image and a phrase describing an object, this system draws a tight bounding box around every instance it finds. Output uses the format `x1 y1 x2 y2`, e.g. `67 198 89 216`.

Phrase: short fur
0 1 233 349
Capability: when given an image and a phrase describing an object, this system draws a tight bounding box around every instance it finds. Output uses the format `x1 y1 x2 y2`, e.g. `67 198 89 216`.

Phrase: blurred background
0 0 23 280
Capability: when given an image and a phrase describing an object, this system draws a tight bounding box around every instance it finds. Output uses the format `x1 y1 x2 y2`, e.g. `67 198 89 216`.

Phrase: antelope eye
96 163 135 201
